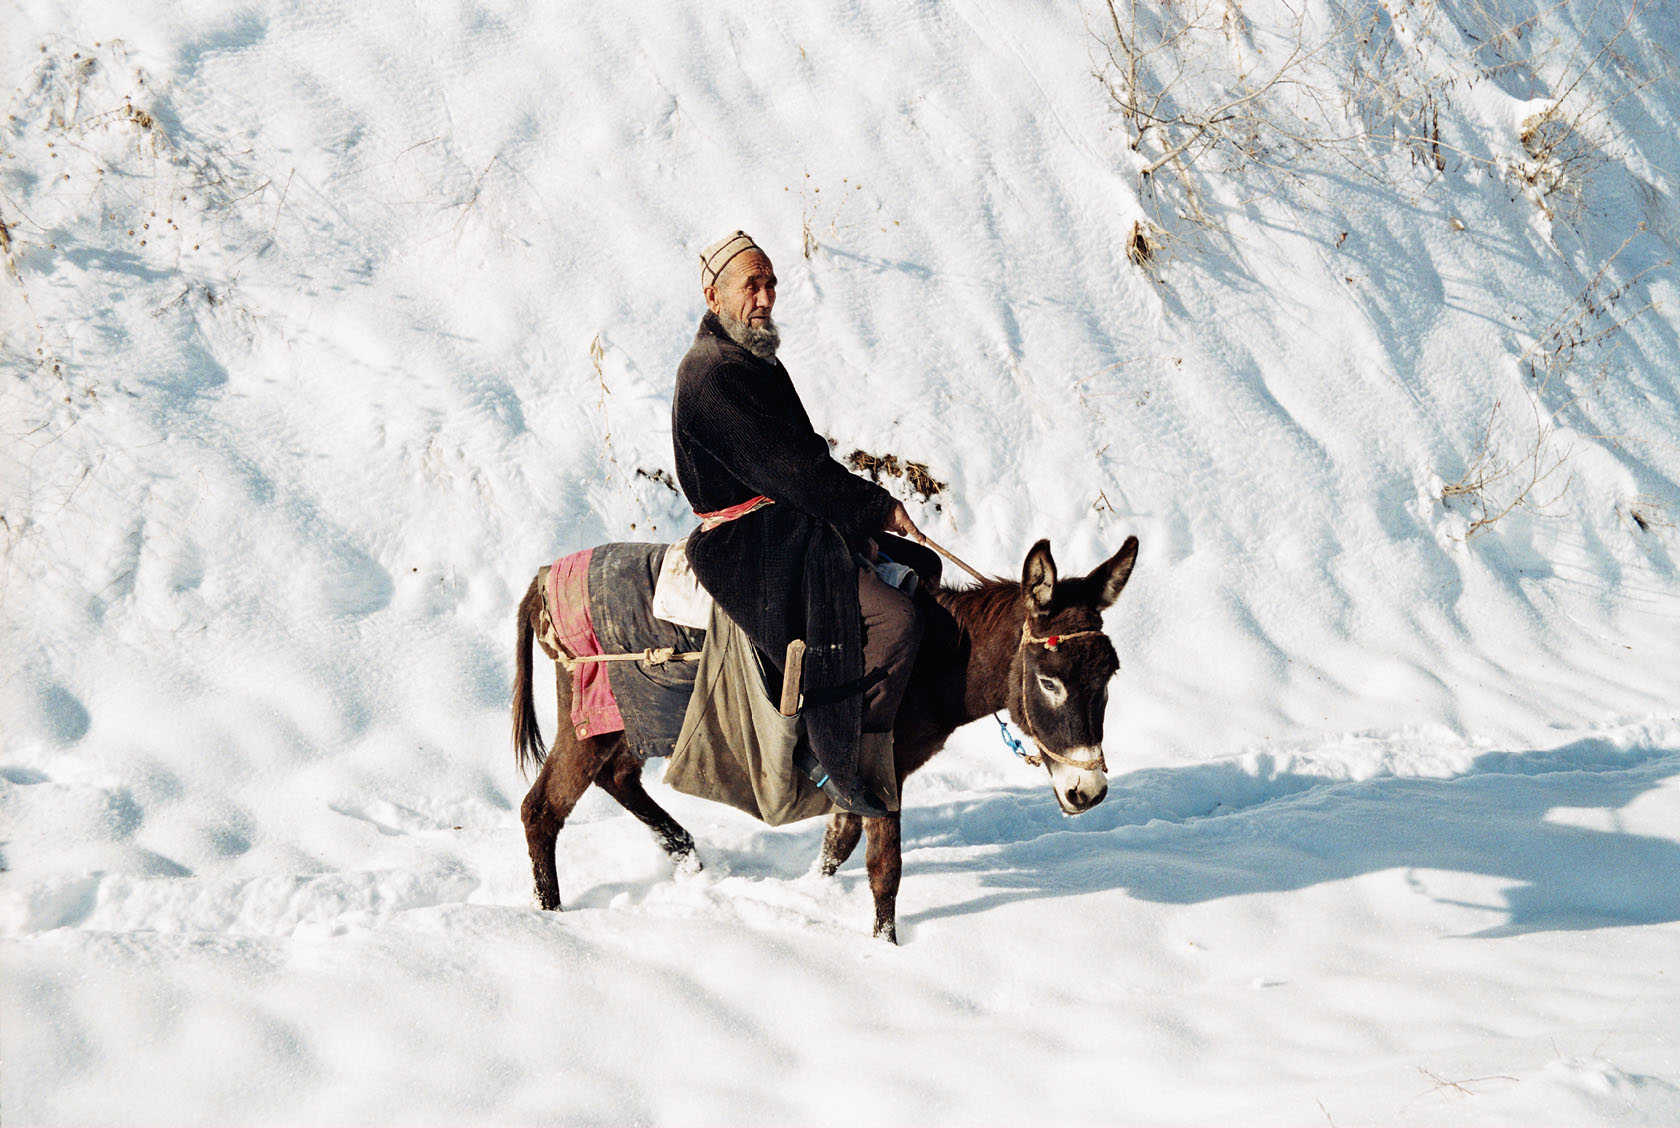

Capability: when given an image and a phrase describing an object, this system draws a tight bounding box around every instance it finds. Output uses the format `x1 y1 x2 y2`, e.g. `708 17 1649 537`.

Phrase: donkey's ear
1092 536 1139 610
1022 539 1057 614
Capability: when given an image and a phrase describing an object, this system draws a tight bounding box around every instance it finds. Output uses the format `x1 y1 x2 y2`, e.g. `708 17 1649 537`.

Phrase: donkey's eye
1037 675 1066 704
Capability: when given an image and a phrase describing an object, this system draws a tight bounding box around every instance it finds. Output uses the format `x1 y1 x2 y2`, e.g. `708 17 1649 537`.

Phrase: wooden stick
908 530 989 585
779 639 806 717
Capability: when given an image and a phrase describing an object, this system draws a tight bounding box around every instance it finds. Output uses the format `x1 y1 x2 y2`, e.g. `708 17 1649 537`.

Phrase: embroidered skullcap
699 230 765 288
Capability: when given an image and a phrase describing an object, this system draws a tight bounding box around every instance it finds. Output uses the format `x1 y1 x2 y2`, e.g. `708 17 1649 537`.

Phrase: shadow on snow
897 736 1680 939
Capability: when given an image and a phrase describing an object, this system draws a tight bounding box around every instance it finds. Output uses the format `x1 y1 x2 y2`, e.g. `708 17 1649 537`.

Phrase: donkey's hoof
872 920 898 945
673 850 704 879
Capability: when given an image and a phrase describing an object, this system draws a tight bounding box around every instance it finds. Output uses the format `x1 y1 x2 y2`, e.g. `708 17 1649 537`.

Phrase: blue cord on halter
994 712 1031 760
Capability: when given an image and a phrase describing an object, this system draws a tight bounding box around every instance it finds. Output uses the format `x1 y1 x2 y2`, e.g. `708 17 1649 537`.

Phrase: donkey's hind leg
522 733 618 910
594 750 701 875
818 812 863 877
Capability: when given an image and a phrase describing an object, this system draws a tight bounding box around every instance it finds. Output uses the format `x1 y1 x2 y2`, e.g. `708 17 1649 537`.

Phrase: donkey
512 535 1138 943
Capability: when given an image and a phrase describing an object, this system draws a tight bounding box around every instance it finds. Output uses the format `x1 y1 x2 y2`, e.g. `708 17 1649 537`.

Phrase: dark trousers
857 563 922 733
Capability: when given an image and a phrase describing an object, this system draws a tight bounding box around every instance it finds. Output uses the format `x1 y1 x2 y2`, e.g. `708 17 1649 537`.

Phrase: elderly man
672 230 922 818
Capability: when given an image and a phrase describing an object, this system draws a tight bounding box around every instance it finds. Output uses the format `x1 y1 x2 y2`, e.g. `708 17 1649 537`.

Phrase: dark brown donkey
512 536 1138 942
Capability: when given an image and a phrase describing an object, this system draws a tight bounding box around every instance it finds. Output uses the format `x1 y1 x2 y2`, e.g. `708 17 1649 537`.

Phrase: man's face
706 252 777 325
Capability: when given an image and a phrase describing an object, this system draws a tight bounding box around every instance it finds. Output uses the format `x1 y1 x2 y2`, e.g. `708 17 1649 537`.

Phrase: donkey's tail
513 571 547 777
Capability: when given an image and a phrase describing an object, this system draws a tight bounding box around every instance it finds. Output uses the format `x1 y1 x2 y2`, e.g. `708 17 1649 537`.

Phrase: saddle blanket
543 542 706 758
542 540 898 825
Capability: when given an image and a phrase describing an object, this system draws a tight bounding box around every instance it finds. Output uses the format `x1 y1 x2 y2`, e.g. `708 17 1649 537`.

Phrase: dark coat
672 313 897 781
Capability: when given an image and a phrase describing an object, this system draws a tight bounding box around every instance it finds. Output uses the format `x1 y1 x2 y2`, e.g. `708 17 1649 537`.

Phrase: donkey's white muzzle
1049 749 1108 814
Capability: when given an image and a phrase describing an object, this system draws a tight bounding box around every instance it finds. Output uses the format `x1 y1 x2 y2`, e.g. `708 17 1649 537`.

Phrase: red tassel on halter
1044 635 1061 649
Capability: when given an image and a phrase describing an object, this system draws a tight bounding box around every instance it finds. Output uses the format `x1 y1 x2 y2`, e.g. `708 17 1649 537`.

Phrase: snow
4 0 1680 1123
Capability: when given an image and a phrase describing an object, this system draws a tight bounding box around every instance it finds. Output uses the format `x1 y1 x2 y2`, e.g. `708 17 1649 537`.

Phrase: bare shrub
1342 0 1671 217
1625 495 1673 534
1440 394 1574 538
1125 219 1159 270
1520 231 1663 390
1093 0 1673 239
1441 234 1664 538
786 172 877 259
1094 0 1355 228
1509 0 1666 217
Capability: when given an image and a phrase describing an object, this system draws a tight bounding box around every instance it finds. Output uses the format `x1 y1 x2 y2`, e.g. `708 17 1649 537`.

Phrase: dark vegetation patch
844 449 947 508
636 467 678 493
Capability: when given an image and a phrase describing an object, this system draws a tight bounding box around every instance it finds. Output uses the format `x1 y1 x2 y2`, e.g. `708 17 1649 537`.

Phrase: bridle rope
1009 622 1108 773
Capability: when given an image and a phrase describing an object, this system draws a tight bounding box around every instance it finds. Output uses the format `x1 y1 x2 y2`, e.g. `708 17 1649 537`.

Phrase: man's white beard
718 310 780 360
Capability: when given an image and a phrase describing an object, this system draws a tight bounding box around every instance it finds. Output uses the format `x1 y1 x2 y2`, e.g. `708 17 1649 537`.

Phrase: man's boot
793 744 891 818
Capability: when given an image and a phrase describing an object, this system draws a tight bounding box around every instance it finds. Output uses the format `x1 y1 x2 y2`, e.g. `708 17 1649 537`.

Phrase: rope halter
1011 622 1109 773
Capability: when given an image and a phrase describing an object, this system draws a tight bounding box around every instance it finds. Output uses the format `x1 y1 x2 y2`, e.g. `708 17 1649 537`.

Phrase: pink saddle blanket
546 547 626 740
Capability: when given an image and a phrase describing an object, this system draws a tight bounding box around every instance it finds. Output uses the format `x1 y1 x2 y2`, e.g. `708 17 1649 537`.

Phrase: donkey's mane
932 577 1022 640
931 568 1109 640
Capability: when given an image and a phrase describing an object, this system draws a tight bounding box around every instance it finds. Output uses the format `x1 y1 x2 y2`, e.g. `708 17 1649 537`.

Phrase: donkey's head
1011 536 1139 815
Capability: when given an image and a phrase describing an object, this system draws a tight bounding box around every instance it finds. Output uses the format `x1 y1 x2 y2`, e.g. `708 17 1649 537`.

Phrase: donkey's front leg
864 813 902 943
818 812 863 877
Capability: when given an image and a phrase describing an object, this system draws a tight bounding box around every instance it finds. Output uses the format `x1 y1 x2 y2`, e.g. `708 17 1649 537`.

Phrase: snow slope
3 0 1679 1123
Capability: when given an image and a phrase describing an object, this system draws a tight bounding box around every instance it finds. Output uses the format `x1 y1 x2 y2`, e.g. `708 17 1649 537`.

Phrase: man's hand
883 501 920 541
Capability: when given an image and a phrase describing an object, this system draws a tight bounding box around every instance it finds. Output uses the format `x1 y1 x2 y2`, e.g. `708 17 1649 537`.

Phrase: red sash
695 495 774 530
